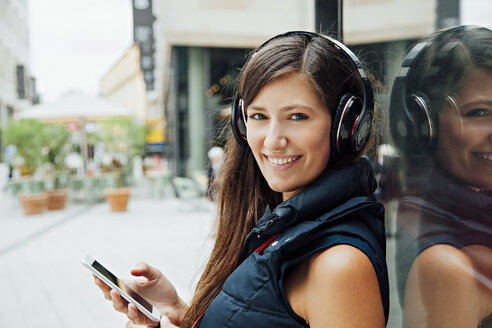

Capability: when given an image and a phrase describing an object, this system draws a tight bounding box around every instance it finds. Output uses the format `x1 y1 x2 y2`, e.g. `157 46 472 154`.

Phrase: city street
0 188 216 327
0 189 401 328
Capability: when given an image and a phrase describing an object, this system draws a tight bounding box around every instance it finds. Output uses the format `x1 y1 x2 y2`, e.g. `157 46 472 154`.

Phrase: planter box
104 187 131 212
18 192 48 215
46 189 69 211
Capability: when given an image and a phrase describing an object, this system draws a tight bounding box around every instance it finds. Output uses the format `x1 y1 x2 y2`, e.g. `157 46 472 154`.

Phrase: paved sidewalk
0 192 216 328
0 191 401 327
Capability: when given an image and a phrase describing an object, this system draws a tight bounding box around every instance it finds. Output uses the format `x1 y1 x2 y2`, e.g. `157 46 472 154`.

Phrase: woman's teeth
475 153 492 161
267 156 298 165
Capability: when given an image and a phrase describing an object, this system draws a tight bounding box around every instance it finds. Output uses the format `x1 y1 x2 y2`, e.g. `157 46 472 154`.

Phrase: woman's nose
263 121 288 150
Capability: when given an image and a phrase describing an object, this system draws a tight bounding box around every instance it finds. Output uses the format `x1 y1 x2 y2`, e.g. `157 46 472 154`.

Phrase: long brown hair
182 33 369 327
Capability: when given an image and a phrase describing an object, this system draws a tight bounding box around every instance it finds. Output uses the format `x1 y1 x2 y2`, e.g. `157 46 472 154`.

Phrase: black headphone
231 31 374 156
389 25 487 155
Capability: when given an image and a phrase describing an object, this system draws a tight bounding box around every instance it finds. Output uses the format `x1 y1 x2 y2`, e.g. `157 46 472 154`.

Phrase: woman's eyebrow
247 105 266 112
459 99 492 109
247 104 315 112
279 104 316 112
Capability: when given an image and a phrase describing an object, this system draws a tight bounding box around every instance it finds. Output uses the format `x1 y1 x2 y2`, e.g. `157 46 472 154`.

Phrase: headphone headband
231 31 374 155
259 31 364 69
254 31 373 115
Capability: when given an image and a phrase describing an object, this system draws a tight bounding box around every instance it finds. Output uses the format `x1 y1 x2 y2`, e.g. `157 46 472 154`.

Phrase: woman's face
246 73 332 200
436 68 492 190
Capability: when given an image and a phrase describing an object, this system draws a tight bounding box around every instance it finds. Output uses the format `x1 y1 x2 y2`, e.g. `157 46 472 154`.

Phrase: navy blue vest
196 159 389 327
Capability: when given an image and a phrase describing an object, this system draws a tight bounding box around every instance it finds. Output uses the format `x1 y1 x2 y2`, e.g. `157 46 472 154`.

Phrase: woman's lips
265 155 300 165
472 152 492 162
263 155 301 170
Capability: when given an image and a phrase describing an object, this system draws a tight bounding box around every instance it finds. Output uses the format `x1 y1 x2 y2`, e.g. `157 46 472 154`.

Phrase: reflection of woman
389 25 492 327
95 31 388 327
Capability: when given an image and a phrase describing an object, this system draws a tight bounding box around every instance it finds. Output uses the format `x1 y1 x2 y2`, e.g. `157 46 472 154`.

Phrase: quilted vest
195 158 389 327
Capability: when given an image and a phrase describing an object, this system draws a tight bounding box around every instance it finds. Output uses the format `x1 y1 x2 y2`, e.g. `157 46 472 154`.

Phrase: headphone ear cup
331 93 364 154
352 107 372 152
231 95 247 144
400 92 436 153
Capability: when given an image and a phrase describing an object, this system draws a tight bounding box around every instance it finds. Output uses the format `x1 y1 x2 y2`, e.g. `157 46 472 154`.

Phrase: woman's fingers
127 303 141 320
94 272 160 327
93 269 162 327
125 319 159 328
127 303 156 326
110 289 129 313
125 320 137 328
131 262 160 281
95 276 131 316
93 275 112 300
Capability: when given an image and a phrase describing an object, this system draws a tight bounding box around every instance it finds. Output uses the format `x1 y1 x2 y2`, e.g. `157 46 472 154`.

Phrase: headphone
389 25 487 155
231 31 374 156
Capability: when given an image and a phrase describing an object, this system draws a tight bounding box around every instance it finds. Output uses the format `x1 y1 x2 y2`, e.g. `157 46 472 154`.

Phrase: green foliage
1 119 71 175
44 124 71 170
98 118 150 162
88 118 150 187
2 119 49 174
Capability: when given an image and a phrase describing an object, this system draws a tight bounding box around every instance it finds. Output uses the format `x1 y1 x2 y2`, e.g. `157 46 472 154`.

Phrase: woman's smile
264 154 302 169
472 152 492 162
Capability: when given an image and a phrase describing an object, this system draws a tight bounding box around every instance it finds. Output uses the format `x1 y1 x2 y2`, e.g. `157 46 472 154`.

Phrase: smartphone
81 255 160 322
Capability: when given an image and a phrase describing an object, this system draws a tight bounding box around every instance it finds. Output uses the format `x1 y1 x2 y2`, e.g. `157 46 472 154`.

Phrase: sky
28 0 133 102
27 0 490 104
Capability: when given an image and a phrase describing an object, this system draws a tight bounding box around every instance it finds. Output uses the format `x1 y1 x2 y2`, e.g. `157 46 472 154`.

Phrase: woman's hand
94 262 188 327
124 314 180 328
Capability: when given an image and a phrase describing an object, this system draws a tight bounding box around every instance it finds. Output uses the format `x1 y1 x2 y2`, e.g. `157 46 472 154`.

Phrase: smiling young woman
184 31 388 328
94 31 388 328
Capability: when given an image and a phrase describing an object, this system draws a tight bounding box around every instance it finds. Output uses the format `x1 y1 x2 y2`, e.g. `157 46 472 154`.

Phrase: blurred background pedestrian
206 146 224 202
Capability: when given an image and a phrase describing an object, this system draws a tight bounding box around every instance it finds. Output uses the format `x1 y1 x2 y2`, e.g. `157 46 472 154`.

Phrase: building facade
0 0 33 159
100 43 148 121
156 0 316 177
150 0 471 177
100 43 166 154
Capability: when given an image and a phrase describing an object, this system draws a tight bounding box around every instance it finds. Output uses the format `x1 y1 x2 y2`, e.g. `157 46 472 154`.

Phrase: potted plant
104 185 131 212
45 173 71 210
43 124 71 210
94 118 149 212
2 119 50 215
17 180 49 215
103 162 132 212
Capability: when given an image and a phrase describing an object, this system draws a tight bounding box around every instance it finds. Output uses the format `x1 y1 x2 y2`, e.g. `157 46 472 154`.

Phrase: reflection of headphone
389 25 485 155
231 31 374 156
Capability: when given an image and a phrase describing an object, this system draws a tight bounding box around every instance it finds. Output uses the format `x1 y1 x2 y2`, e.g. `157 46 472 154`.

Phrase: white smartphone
81 255 160 322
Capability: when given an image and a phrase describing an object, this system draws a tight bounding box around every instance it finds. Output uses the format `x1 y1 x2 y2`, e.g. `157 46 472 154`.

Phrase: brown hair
182 34 371 327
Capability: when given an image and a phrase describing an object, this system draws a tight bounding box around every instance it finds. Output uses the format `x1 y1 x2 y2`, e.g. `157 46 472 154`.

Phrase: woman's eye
290 113 308 120
464 108 488 117
249 113 267 120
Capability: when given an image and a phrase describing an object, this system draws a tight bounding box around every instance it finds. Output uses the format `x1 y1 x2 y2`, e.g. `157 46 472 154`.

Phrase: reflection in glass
388 25 492 327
